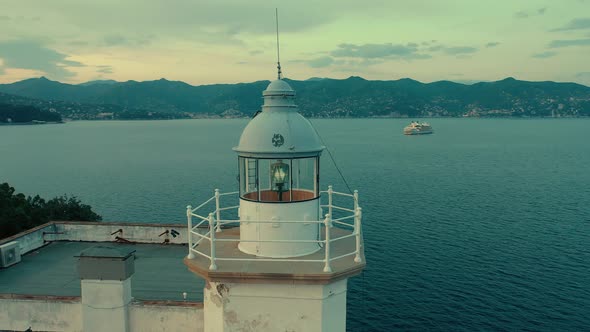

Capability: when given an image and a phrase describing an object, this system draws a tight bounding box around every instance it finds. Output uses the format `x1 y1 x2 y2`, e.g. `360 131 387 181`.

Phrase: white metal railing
186 185 363 272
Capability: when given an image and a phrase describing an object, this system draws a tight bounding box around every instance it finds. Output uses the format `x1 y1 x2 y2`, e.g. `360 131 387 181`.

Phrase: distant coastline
3 116 588 126
57 115 590 121
0 121 64 126
1 76 589 120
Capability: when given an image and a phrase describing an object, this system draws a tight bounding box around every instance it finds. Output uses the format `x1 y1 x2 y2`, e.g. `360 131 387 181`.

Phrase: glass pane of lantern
239 157 259 200
239 157 246 196
291 157 317 201
258 159 271 192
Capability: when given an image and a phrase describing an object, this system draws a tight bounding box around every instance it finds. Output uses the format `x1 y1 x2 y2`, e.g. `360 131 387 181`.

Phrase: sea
1 118 589 331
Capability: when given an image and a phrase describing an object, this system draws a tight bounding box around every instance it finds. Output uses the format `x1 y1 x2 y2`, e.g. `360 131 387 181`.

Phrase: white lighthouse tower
185 74 365 331
235 79 325 259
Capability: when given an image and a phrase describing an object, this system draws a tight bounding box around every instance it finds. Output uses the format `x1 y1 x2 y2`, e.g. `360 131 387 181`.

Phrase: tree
0 183 101 239
0 104 62 123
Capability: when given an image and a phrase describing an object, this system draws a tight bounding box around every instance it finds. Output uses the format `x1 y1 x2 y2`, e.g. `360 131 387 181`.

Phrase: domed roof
233 79 323 158
234 111 324 158
263 79 295 96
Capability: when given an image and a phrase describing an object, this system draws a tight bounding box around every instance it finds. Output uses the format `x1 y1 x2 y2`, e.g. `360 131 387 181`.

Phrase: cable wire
306 118 353 195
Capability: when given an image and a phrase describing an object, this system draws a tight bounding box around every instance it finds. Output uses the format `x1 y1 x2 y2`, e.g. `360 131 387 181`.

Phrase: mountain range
0 76 589 119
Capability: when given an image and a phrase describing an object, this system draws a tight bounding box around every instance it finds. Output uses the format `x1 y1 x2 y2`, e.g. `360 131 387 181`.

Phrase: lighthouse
185 77 365 331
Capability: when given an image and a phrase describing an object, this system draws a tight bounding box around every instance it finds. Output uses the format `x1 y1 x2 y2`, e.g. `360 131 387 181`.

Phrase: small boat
404 121 433 135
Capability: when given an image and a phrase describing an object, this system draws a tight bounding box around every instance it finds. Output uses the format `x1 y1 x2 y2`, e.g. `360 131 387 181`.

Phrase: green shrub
0 183 101 238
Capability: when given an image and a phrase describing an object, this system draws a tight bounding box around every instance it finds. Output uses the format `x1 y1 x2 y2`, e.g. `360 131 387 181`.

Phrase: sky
1 0 589 86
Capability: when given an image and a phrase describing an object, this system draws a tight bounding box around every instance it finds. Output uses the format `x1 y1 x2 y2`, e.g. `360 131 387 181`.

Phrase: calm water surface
1 119 589 331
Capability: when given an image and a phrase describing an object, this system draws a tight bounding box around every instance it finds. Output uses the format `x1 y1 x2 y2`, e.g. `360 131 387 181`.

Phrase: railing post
208 213 217 270
353 190 359 212
327 186 333 221
215 189 221 233
323 213 332 273
354 207 362 263
186 205 195 259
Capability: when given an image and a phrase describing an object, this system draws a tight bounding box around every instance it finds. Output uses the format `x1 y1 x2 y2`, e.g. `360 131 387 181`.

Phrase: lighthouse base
203 279 347 332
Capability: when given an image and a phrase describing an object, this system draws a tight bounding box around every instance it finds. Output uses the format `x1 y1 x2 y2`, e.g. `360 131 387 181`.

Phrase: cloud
104 34 127 46
532 51 557 58
331 43 430 60
0 40 84 80
20 2 338 47
0 15 41 23
69 40 88 46
96 65 113 74
485 42 500 48
329 58 387 74
444 46 478 55
103 34 154 46
548 38 590 48
551 18 590 31
306 56 334 68
515 8 547 19
427 45 444 52
249 50 263 56
293 56 381 70
425 43 479 55
344 59 384 67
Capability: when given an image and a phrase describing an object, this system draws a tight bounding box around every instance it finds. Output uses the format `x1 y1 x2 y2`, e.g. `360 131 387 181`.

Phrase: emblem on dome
272 134 285 147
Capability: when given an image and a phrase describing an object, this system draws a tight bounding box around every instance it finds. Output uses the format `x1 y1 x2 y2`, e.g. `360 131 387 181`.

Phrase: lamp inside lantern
270 160 289 201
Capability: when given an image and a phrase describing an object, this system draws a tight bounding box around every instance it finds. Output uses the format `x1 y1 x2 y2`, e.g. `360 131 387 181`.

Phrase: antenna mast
275 8 282 80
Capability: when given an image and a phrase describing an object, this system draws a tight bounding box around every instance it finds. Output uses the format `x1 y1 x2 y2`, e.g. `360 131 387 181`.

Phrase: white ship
404 121 433 135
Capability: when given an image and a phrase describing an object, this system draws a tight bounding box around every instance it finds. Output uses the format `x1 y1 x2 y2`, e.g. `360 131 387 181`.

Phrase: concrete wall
52 221 189 245
0 296 204 332
205 279 348 332
0 295 83 332
0 221 208 255
0 223 57 255
129 301 204 332
81 279 133 332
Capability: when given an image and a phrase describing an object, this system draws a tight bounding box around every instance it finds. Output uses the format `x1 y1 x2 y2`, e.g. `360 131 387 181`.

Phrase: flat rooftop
0 241 204 302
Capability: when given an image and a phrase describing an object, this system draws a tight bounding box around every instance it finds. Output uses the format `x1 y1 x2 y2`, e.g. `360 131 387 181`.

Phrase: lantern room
238 157 318 202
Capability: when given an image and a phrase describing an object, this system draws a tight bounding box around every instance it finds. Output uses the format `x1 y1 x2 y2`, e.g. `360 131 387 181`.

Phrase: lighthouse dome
233 80 324 158
263 79 295 96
